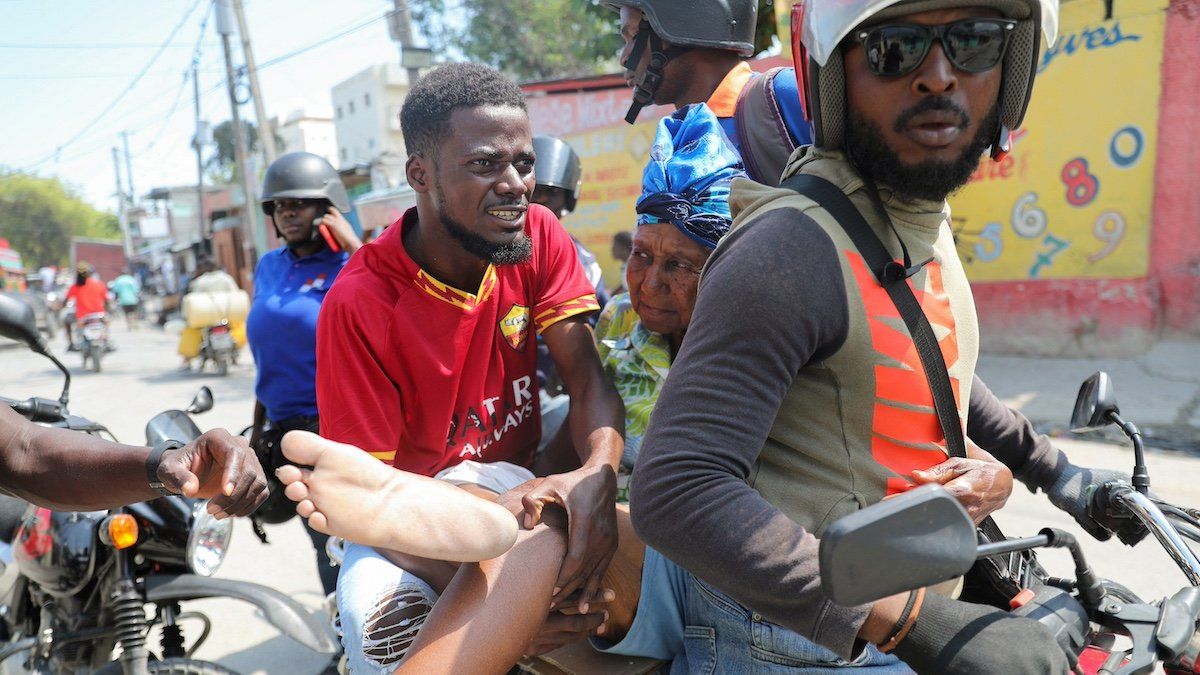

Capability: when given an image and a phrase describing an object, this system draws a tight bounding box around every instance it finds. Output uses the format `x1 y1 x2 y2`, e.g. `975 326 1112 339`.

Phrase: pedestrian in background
110 267 141 330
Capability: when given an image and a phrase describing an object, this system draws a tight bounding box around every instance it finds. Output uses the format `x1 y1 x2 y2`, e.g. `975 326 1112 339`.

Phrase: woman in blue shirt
246 152 362 598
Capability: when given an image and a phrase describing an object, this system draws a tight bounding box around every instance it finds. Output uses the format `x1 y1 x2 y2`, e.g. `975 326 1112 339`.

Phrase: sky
1 0 409 211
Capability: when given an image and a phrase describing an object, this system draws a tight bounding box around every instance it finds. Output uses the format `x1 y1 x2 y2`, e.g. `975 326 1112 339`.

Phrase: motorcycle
820 371 1200 675
197 322 237 377
0 294 338 674
78 312 108 373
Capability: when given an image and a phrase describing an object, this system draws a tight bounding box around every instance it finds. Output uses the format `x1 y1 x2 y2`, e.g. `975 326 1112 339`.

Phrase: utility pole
215 0 261 270
389 0 423 84
120 131 136 207
231 0 276 164
191 62 207 242
112 147 134 259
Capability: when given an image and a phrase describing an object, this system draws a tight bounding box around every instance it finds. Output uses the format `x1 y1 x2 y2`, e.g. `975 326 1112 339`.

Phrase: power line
16 6 391 174
135 0 217 158
257 13 388 70
17 0 206 172
0 42 195 49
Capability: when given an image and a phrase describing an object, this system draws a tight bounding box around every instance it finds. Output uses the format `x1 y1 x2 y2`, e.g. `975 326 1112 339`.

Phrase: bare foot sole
278 431 519 562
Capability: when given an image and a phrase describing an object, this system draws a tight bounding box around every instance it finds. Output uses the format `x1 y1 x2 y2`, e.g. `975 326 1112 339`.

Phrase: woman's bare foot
277 431 519 562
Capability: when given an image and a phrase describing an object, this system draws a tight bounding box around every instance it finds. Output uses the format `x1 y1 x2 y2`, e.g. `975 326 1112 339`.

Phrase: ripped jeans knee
337 543 440 674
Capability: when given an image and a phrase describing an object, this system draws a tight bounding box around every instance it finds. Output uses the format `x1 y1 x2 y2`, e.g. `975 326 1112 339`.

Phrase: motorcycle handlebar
1107 485 1200 586
2 396 65 424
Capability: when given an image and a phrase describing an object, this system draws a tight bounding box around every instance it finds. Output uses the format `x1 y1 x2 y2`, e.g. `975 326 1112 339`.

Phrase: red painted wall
974 0 1200 355
1149 0 1200 334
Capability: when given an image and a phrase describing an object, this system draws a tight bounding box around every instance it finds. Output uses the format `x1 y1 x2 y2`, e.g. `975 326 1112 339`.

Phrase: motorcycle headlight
187 501 233 577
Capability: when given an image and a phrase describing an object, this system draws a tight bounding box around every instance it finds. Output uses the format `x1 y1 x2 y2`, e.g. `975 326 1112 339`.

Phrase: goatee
437 193 532 265
845 97 999 203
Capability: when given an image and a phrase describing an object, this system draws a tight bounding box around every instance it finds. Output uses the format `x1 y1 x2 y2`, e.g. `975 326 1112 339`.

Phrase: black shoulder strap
780 174 967 460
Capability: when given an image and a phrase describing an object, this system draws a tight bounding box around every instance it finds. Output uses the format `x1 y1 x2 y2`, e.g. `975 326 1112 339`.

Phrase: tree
204 120 280 184
412 0 623 81
412 0 783 82
0 172 120 267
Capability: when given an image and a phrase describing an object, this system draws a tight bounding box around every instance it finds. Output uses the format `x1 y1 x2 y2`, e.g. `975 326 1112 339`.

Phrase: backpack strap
781 173 1018 546
735 67 796 187
780 173 967 460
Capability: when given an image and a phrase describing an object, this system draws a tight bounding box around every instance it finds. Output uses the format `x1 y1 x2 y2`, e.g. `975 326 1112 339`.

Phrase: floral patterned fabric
595 293 672 471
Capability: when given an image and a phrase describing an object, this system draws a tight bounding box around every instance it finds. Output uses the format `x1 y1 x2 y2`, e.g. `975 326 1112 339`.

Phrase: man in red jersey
315 62 624 672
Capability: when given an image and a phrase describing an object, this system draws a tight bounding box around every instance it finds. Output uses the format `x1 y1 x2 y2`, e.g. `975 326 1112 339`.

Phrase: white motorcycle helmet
793 0 1059 159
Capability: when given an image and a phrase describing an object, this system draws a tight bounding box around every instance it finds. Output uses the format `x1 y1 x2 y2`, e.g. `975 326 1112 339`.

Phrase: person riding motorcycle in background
177 254 247 369
245 152 361 605
63 261 110 352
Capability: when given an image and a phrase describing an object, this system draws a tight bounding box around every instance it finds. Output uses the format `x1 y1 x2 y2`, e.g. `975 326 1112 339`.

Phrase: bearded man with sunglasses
631 0 1098 672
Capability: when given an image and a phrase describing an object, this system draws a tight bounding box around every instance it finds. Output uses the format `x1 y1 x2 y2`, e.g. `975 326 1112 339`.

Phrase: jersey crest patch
500 304 531 351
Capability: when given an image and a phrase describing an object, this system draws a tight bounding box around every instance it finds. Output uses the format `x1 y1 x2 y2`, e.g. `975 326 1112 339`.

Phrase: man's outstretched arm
0 404 267 516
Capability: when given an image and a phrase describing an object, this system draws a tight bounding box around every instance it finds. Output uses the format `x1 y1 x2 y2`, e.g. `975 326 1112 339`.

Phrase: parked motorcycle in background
820 372 1200 675
0 295 338 675
78 311 109 372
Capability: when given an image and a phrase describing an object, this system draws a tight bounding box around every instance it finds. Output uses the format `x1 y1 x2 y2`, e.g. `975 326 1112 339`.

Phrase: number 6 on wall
1011 192 1048 239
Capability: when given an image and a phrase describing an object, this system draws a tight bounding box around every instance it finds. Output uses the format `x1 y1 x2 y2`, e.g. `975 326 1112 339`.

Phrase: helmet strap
623 21 689 124
990 125 1012 162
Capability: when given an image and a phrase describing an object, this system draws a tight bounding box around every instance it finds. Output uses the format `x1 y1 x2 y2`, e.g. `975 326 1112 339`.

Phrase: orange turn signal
106 514 139 550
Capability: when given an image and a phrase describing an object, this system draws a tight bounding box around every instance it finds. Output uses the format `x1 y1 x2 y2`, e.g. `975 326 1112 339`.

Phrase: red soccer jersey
316 205 599 477
66 278 108 318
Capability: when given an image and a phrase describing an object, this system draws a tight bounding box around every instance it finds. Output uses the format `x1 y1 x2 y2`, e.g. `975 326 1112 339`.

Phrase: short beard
436 190 532 266
845 97 999 202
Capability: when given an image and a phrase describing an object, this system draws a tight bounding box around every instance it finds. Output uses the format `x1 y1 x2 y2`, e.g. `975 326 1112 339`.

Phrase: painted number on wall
1011 192 1048 238
974 222 1004 263
1061 158 1100 207
1088 212 1127 263
1030 234 1070 279
1109 126 1145 168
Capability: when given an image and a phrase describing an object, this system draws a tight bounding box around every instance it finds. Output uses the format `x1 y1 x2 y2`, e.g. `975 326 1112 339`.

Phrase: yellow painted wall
952 0 1166 281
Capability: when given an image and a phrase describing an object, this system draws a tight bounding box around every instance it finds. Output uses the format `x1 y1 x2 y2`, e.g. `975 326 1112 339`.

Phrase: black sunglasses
850 18 1017 77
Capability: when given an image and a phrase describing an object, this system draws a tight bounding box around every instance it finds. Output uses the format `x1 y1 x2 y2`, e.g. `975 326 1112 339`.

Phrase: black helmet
604 0 757 55
532 136 582 213
252 477 298 525
260 152 351 216
607 0 757 124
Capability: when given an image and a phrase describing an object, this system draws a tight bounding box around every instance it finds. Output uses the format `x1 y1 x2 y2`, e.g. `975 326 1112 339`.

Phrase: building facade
331 63 409 169
274 107 339 167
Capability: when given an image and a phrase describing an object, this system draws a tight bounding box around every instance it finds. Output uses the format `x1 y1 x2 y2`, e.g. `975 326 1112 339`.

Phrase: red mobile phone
313 218 342 253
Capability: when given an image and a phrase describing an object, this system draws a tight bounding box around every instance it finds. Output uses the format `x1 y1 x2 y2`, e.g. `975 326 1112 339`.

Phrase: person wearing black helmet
245 151 361 605
530 135 607 307
628 0 1118 672
606 0 813 186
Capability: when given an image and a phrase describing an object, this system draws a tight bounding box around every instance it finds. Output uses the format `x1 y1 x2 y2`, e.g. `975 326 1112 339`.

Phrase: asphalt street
1 324 1197 674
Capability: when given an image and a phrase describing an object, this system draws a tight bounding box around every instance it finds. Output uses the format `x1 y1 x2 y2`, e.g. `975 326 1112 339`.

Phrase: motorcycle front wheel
94 657 239 675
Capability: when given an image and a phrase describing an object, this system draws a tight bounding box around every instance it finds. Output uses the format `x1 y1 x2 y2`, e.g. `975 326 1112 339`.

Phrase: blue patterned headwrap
636 104 746 250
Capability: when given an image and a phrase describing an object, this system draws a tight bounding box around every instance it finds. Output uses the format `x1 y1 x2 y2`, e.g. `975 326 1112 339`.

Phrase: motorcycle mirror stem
1106 409 1151 495
34 344 72 411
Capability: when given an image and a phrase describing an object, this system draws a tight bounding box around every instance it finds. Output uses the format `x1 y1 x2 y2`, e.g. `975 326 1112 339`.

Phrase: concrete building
274 107 338 166
331 63 409 169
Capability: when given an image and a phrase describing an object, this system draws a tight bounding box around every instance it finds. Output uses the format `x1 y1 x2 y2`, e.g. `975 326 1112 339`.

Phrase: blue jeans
671 571 913 674
336 543 440 674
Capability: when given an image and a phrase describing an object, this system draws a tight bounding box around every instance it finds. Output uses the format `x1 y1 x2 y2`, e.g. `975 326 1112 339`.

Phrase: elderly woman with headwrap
597 103 747 470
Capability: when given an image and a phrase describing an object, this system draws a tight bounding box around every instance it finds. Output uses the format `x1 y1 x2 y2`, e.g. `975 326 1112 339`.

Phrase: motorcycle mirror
1070 371 1120 432
186 386 214 415
819 485 977 606
0 293 47 353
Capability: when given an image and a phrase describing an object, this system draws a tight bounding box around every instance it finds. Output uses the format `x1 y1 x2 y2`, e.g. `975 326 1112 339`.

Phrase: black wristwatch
146 440 185 497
